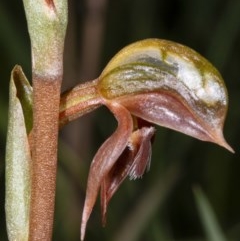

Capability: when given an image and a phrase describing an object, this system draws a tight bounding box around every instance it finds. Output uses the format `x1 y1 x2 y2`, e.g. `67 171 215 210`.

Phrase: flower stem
59 79 103 127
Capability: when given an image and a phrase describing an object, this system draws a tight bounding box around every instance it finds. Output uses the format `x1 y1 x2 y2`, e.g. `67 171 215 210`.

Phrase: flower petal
81 102 133 240
118 92 233 152
98 39 233 152
100 147 133 226
100 125 155 225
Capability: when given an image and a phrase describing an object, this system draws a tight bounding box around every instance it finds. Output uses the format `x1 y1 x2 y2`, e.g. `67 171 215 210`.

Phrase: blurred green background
1 0 240 240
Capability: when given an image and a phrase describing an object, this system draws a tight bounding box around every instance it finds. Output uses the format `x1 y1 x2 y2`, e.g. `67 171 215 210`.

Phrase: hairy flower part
81 101 156 240
101 121 155 225
58 39 234 240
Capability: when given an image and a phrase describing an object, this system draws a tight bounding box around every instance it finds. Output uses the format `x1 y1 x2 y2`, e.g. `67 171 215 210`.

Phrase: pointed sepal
81 102 133 240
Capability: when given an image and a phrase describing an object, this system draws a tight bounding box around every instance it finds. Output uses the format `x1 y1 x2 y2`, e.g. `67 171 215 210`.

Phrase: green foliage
194 186 227 241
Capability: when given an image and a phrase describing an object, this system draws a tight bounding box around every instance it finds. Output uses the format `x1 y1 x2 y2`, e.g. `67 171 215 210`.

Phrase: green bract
5 66 32 241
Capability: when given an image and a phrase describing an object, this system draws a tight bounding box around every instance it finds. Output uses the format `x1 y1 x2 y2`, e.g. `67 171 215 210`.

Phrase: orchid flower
59 39 233 240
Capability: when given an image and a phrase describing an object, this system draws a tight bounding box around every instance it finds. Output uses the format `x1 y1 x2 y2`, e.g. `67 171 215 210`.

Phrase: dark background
1 0 240 240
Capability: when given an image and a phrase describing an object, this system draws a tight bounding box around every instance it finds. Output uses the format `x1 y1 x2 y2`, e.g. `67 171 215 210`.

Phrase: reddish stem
29 75 61 241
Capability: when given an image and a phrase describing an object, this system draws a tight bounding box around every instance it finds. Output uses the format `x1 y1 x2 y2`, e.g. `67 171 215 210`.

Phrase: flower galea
59 39 233 240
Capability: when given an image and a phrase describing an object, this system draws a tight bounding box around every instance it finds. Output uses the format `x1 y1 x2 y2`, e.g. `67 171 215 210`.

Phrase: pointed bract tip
218 140 234 153
211 130 234 153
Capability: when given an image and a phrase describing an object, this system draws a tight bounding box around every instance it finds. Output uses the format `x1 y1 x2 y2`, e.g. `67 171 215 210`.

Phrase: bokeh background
1 0 240 240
